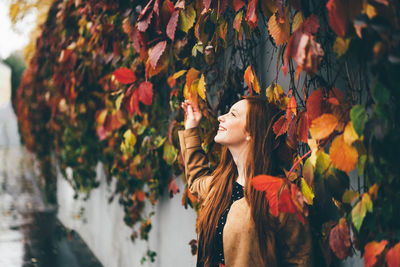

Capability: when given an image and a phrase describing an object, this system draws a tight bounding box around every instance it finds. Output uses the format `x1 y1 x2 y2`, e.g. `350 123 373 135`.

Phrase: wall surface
57 164 198 267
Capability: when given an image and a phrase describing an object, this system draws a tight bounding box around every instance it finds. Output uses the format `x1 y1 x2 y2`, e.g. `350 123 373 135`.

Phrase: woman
179 96 313 267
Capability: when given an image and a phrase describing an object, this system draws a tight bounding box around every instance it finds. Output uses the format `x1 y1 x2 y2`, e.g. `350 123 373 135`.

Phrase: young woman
179 96 313 267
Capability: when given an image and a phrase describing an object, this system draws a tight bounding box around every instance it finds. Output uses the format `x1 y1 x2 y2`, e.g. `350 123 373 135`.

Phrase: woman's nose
218 114 224 122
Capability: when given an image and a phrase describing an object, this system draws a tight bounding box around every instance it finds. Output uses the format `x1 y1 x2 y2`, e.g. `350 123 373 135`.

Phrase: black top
215 182 244 264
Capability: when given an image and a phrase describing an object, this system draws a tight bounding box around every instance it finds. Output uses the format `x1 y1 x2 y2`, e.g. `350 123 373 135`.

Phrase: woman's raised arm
178 101 212 201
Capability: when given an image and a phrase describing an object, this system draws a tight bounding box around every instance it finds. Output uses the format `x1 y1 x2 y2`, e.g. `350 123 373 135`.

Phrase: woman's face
214 100 249 147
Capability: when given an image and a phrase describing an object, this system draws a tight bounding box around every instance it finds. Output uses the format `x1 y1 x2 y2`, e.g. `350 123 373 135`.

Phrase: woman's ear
246 136 251 141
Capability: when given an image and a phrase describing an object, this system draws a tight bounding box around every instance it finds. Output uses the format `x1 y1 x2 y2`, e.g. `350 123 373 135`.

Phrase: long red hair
196 95 292 266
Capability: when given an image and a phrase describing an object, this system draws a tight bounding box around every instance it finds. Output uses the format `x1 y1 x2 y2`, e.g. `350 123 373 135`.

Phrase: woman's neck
228 144 249 186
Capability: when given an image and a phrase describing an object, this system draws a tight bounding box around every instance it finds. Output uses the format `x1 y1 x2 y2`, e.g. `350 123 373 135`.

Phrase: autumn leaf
386 242 400 267
233 11 243 32
179 4 196 33
266 83 288 110
278 186 298 214
297 111 309 143
168 176 180 198
309 113 338 140
138 81 153 105
343 122 358 145
126 88 141 116
342 190 359 204
203 0 212 10
167 70 187 88
273 114 289 138
326 0 348 37
292 11 304 33
251 175 285 216
113 67 136 84
368 184 378 200
268 11 290 46
185 68 200 90
333 37 350 57
197 74 206 100
244 65 261 94
300 177 314 204
287 95 297 118
149 41 167 68
230 0 244 12
352 193 373 231
329 218 350 260
306 89 322 121
137 10 154 32
246 0 258 29
364 240 388 267
167 10 179 40
330 134 358 173
163 142 178 165
219 20 228 42
302 157 314 186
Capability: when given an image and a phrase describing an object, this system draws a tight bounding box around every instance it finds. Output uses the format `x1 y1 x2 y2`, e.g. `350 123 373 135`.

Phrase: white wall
57 163 198 267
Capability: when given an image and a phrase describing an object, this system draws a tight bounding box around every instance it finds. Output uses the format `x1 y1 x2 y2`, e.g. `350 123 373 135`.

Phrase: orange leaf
329 218 350 260
273 114 289 138
233 11 243 32
297 111 309 143
186 67 200 90
268 11 290 46
330 135 358 173
386 242 400 267
364 240 388 267
244 65 260 94
309 113 338 140
287 95 297 119
307 89 323 121
251 175 285 216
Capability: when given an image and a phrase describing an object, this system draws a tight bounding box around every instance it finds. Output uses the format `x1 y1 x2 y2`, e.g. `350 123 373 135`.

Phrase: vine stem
286 149 312 181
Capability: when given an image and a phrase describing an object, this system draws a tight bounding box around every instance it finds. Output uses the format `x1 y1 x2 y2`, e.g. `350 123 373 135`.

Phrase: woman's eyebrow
231 108 238 113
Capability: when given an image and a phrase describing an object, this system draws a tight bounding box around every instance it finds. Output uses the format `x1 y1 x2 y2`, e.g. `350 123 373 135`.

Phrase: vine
13 0 400 266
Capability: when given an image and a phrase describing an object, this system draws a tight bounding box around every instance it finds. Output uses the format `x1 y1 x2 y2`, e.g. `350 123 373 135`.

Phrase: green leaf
351 193 373 232
163 142 178 165
350 105 368 136
300 178 315 204
372 81 390 103
179 4 196 33
120 129 136 154
315 151 331 177
342 190 359 204
357 154 367 176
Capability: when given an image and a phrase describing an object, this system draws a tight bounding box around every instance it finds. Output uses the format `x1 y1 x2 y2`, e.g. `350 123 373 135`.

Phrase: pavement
0 146 103 267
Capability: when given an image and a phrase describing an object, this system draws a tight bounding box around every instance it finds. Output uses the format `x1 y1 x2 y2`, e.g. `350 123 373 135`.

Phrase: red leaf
329 218 351 260
233 11 243 32
282 14 320 75
153 0 160 16
149 41 167 68
167 10 179 40
287 116 298 149
326 0 347 37
287 95 297 120
297 111 309 143
386 242 400 267
113 67 136 84
245 0 259 29
277 0 285 22
306 89 323 121
233 0 245 12
136 190 146 202
273 114 289 137
168 177 180 198
251 175 285 216
126 89 141 117
364 240 388 267
278 186 297 213
138 81 153 105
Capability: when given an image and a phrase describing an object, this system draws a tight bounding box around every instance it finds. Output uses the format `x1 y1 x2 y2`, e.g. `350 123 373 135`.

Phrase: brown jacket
178 128 313 267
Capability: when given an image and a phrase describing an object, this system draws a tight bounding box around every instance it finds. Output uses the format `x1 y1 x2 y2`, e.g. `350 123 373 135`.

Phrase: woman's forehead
231 99 247 112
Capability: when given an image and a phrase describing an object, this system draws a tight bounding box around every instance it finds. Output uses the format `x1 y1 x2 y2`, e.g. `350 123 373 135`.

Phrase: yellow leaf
292 11 304 33
179 3 196 33
364 3 377 19
307 138 318 166
268 11 290 46
265 83 287 109
330 135 358 173
309 114 338 140
167 70 187 88
300 178 314 205
197 74 206 100
334 37 350 57
343 121 359 145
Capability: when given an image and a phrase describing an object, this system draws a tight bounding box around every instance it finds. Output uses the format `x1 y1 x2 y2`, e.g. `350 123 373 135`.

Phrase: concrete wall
57 164 198 267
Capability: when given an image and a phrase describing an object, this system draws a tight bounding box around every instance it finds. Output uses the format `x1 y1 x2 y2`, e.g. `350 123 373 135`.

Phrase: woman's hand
181 100 202 129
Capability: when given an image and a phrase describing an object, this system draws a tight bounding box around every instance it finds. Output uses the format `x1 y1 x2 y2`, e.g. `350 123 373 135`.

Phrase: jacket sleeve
178 127 213 201
276 213 314 267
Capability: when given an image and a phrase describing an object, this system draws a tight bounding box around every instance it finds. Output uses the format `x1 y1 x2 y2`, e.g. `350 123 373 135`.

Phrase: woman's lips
217 125 226 132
